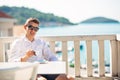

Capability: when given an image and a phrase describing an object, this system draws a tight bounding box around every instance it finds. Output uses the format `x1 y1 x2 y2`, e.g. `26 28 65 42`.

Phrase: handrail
0 35 120 80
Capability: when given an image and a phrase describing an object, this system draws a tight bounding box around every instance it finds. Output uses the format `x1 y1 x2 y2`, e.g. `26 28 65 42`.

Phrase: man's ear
24 25 27 30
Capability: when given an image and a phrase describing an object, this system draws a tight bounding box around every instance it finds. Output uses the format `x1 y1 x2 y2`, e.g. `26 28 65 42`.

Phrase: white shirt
8 36 58 62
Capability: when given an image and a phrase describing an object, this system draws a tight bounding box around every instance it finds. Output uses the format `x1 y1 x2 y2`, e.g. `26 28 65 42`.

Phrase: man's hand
21 49 36 62
26 50 36 57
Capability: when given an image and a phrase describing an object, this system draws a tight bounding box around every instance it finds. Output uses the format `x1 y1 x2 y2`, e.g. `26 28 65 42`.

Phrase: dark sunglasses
28 25 39 32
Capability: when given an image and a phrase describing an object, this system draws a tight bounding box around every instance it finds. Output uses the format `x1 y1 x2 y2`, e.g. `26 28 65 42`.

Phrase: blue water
37 23 120 64
37 23 120 36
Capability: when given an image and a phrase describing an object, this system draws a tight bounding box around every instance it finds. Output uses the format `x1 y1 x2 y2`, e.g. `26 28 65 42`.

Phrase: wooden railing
0 35 120 80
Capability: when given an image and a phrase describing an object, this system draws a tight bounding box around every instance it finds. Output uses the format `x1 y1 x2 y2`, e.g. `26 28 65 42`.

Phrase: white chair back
0 62 39 80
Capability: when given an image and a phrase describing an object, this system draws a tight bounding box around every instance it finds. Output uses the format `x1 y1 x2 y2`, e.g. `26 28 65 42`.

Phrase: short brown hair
24 17 40 26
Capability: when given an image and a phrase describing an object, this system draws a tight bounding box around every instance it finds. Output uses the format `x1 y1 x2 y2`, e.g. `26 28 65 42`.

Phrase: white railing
0 35 120 80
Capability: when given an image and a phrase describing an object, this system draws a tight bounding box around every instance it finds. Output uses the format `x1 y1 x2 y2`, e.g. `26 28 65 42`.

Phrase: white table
37 61 66 75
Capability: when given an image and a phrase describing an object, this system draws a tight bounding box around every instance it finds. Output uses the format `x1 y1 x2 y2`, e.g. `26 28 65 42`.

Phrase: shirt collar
23 35 36 43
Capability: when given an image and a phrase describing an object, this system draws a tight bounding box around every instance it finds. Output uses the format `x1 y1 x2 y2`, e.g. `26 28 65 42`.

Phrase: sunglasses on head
27 25 39 32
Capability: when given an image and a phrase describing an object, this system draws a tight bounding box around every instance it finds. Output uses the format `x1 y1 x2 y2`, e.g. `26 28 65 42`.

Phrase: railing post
98 40 105 77
117 40 120 77
0 39 5 62
110 40 118 77
117 34 120 77
62 41 68 74
49 41 55 53
86 40 92 77
74 40 80 77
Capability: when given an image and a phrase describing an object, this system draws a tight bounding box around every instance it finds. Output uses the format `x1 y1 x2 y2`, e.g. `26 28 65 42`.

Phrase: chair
0 62 39 80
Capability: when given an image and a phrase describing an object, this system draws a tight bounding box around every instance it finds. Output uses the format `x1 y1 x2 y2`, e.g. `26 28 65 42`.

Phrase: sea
37 23 120 65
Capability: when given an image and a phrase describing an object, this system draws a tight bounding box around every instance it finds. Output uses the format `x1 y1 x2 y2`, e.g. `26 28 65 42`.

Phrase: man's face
25 22 39 37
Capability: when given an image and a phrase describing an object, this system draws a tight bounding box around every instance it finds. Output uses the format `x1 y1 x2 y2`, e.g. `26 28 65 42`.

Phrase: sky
0 0 120 23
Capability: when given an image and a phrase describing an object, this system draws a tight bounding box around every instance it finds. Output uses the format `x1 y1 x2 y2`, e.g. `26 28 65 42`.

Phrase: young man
9 18 73 80
9 18 58 62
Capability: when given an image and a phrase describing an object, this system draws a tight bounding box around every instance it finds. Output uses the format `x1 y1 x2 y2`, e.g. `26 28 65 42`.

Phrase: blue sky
0 0 120 23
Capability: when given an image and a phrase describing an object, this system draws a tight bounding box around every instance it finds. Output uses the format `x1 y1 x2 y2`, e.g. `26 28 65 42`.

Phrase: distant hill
0 6 74 27
80 17 119 23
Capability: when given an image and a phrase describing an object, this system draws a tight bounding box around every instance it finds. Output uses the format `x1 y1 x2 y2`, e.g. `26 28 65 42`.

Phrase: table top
0 62 35 70
0 61 66 75
37 61 66 74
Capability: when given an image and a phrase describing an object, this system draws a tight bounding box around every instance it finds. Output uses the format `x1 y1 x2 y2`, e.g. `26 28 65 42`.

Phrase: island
80 17 119 23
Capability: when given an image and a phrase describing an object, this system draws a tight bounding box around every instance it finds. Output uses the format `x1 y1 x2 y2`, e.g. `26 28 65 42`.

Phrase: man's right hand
26 50 36 57
21 50 36 62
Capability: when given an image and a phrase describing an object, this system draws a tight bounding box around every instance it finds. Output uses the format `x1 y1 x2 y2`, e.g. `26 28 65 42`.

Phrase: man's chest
19 42 43 53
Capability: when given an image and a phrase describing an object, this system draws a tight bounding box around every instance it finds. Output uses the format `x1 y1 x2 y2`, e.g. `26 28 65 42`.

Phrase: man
9 18 73 80
9 18 58 62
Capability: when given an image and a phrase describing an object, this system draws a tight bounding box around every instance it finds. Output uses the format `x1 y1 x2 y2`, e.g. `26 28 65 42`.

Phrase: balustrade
0 35 120 80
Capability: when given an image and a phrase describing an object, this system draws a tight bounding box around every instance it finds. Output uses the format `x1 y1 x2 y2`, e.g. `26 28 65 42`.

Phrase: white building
0 11 16 37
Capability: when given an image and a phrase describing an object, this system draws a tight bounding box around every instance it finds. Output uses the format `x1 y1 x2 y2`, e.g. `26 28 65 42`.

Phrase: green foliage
0 6 74 26
69 63 74 68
